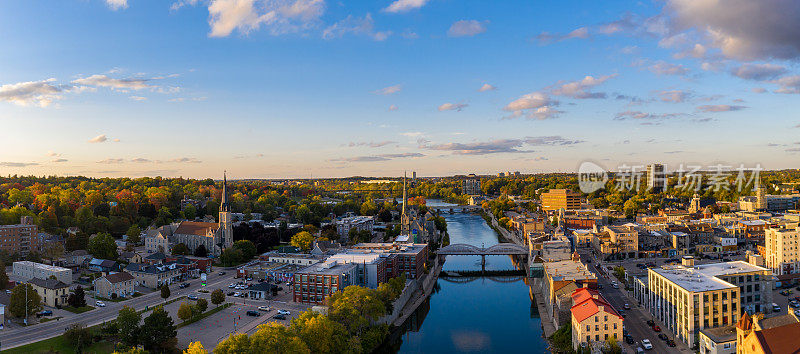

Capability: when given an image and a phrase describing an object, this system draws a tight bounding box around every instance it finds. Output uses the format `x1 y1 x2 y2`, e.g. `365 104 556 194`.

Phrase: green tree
139 307 177 353
178 302 194 322
161 284 171 303
291 231 314 251
68 285 87 308
233 240 257 260
126 225 142 244
211 289 225 307
117 306 142 347
549 323 573 354
602 337 622 354
64 323 93 354
219 248 243 267
42 242 65 262
194 244 208 257
195 298 208 313
249 323 310 353
87 232 119 260
0 262 8 290
172 243 190 256
9 283 42 318
327 286 386 337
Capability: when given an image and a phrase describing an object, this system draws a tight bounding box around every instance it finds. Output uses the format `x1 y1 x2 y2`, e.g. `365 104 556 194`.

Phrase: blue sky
1 0 799 179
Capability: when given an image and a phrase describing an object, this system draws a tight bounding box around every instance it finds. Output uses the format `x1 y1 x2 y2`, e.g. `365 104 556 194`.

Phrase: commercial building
646 258 773 348
739 187 800 212
462 174 481 195
350 243 428 279
604 225 639 258
95 272 135 299
13 261 72 284
764 224 800 275
124 263 181 288
541 189 581 211
28 278 69 307
262 252 323 266
699 325 737 354
0 217 38 256
542 259 597 328
571 288 623 352
646 163 665 191
293 261 358 305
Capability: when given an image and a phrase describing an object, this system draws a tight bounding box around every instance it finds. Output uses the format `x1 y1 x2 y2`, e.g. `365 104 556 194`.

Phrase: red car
653 325 661 332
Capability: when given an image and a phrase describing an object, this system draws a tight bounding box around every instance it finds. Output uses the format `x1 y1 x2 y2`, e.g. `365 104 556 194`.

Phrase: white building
764 224 800 275
12 261 72 284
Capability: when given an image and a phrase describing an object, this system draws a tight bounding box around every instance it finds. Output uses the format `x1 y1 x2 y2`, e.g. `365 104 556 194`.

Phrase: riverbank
390 255 444 327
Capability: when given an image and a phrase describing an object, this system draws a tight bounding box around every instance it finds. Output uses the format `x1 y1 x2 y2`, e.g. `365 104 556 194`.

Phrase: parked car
597 284 604 289
218 271 226 275
37 310 53 317
625 336 635 344
227 291 235 296
233 292 241 297
187 294 198 300
641 339 653 350
635 347 645 354
228 284 235 288
96 300 106 307
258 306 271 311
658 333 668 340
773 303 781 312
652 325 661 332
612 284 619 289
646 319 654 326
666 339 676 347
179 283 189 289
277 309 291 315
246 310 260 317
624 303 631 310
273 314 287 320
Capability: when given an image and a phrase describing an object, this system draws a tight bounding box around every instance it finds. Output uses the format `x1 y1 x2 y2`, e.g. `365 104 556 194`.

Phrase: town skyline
2 0 800 179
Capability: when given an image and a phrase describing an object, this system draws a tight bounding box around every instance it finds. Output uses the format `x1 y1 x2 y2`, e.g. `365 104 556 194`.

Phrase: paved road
577 249 688 353
0 271 239 350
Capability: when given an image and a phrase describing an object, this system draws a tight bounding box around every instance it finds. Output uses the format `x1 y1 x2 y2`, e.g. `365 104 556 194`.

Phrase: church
145 173 234 257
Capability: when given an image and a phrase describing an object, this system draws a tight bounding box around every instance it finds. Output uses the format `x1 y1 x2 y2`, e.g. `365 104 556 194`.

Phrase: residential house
571 288 623 352
124 263 181 289
95 272 135 299
28 278 69 307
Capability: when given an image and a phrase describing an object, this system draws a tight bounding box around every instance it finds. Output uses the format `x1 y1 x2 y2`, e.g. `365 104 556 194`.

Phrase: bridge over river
437 243 528 271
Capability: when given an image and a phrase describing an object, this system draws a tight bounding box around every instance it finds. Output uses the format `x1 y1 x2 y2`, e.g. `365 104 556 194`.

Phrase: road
0 270 240 350
577 249 689 353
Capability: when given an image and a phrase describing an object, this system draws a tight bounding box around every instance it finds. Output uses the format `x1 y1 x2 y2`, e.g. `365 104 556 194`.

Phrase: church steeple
219 171 230 212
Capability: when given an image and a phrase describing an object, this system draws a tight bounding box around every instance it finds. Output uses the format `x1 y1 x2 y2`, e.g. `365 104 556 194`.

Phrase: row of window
585 323 618 331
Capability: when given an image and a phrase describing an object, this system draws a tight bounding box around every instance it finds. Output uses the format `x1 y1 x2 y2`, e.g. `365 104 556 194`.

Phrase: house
67 250 92 266
95 272 135 299
571 288 623 352
145 232 171 254
87 258 118 273
118 251 143 264
310 240 343 256
28 278 69 307
247 282 274 299
124 263 181 289
143 252 167 265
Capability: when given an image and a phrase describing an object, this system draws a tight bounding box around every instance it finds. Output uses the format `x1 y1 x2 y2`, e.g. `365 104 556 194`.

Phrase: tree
215 323 310 354
211 289 225 306
139 307 177 353
9 283 42 318
0 262 8 290
68 285 87 308
219 248 243 267
87 232 119 260
64 323 93 353
178 301 194 322
602 337 622 354
184 341 207 354
196 298 208 313
160 285 171 302
233 240 257 260
290 310 354 354
291 231 314 251
193 244 208 257
327 286 386 337
126 225 142 245
172 243 190 256
117 306 142 347
214 333 251 354
42 242 65 262
549 323 573 354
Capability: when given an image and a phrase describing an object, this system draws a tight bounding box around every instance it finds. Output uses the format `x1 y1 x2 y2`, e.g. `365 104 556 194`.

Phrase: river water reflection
389 201 549 353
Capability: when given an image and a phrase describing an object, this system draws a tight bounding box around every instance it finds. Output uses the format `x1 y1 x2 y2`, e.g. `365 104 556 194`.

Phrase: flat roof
651 261 768 293
543 260 596 281
700 325 736 344
13 261 70 272
298 261 358 275
693 261 770 277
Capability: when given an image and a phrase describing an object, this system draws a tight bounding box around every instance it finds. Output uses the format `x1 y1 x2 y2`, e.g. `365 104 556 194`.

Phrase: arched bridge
438 243 528 256
427 205 482 213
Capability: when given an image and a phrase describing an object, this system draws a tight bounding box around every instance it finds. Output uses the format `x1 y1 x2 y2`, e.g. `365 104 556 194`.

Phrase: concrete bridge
437 243 529 271
427 205 482 213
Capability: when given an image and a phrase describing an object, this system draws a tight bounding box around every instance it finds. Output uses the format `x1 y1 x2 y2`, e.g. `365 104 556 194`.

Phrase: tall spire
219 171 230 212
402 171 407 216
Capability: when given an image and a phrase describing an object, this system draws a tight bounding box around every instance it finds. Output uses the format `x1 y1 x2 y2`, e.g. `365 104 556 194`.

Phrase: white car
228 284 235 288
641 339 653 350
624 303 631 309
258 306 271 311
795 309 800 317
233 292 241 297
277 309 290 315
95 300 106 307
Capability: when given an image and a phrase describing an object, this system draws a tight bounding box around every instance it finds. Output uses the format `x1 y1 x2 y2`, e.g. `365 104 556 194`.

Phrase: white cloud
72 75 150 90
129 96 147 101
525 106 564 120
388 104 398 111
447 20 488 37
88 134 109 143
168 157 202 163
696 104 747 112
0 78 65 107
614 111 685 120
322 13 390 41
106 0 128 10
478 83 496 92
730 64 787 81
400 132 423 138
0 162 39 167
438 103 468 112
646 60 689 76
753 87 767 93
208 0 325 38
657 90 692 103
503 92 561 120
374 84 401 95
771 75 800 94
47 151 61 157
97 158 125 164
383 0 428 13
171 0 199 11
51 158 68 163
550 74 617 99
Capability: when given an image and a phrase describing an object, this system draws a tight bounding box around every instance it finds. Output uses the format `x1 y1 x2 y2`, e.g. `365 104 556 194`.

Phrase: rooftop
298 261 358 276
28 277 69 289
700 325 737 344
174 221 218 237
651 261 769 293
14 261 70 272
543 260 596 281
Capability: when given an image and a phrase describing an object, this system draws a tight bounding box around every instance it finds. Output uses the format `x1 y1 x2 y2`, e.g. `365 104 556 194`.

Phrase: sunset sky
1 0 799 179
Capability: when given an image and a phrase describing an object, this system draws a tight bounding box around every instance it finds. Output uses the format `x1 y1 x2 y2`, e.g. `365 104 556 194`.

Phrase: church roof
753 322 800 354
175 221 218 236
737 311 753 331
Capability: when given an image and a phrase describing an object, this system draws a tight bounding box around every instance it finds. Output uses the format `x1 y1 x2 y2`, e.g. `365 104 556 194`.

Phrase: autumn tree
290 310 355 354
178 302 193 322
211 289 225 306
291 231 314 251
183 341 206 354
9 283 42 318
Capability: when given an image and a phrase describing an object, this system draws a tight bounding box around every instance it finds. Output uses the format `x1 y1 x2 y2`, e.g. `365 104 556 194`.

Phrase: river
385 201 549 353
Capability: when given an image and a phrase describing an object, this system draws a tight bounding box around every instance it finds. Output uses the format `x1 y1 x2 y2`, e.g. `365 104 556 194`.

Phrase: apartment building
349 242 428 279
541 189 581 211
95 272 135 299
604 225 639 258
462 174 481 195
571 288 623 352
335 215 374 239
764 224 800 275
293 261 357 305
647 258 773 348
645 163 665 191
0 217 38 256
13 261 72 284
124 263 181 288
543 259 597 328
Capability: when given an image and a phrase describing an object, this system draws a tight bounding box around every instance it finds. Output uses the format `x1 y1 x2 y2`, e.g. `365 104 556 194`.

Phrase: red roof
570 288 622 323
175 221 218 236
